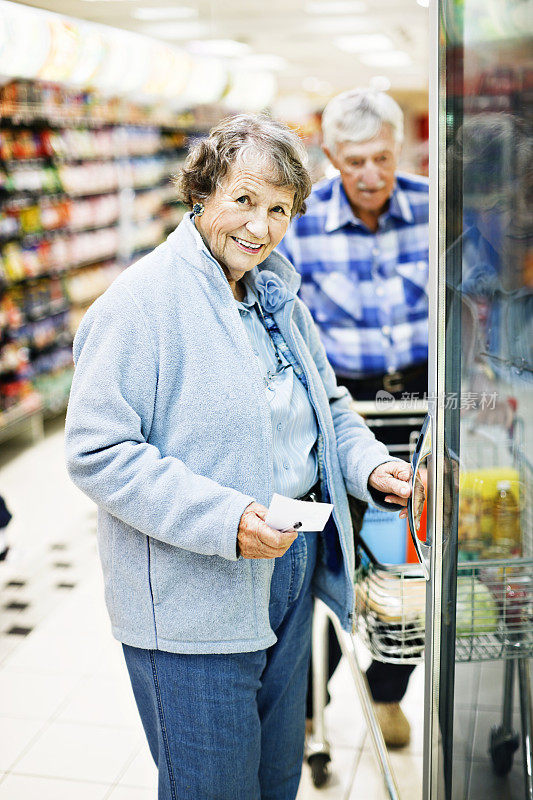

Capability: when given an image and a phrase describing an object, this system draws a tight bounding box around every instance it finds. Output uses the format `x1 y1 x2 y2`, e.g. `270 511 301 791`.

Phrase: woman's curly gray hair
175 114 312 218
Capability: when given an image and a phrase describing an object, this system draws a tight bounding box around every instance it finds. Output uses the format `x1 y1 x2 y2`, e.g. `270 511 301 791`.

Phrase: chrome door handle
407 413 432 580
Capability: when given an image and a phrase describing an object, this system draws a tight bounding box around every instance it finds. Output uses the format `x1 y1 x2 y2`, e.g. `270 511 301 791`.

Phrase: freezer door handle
407 413 432 580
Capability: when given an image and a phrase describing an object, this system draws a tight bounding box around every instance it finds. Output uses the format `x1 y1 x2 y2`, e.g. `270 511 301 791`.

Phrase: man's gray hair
176 114 312 218
321 89 404 152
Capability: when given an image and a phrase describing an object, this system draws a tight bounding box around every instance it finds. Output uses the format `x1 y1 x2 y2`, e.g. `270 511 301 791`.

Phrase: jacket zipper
278 302 355 625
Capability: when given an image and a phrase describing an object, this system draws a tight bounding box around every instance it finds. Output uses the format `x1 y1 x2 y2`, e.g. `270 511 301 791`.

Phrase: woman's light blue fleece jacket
65 213 394 654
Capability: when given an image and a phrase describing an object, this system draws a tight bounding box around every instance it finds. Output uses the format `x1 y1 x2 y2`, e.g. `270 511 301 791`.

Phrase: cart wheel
308 752 331 788
489 725 519 776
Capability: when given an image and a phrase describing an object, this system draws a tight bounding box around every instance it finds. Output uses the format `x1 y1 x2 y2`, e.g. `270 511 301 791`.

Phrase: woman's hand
238 502 298 559
368 461 412 519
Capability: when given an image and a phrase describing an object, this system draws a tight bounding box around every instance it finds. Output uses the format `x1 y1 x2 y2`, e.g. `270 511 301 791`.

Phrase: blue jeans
123 531 318 800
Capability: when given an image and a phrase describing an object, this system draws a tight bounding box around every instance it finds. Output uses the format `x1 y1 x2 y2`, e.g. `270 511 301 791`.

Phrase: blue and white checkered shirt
277 172 429 378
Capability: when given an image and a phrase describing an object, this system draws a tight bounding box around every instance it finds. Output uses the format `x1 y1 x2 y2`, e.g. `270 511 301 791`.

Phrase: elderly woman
65 114 411 800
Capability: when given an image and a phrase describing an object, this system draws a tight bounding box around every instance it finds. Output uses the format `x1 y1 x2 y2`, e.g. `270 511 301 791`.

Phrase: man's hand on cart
368 461 413 519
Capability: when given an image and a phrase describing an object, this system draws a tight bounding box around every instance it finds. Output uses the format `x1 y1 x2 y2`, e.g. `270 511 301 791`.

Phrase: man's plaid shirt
277 172 429 379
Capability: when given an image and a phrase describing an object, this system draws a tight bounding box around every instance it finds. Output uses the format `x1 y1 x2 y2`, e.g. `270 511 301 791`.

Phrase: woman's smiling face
194 155 295 288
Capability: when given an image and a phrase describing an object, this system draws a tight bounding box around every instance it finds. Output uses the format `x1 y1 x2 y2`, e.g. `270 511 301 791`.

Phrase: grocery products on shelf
455 576 499 637
0 79 205 130
458 467 522 560
0 79 193 434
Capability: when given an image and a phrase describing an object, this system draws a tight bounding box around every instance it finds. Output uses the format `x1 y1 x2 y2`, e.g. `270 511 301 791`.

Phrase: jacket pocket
150 541 257 643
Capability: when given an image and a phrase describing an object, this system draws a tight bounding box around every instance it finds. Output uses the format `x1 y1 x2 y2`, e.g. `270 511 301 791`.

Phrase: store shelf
0 79 191 444
0 394 44 444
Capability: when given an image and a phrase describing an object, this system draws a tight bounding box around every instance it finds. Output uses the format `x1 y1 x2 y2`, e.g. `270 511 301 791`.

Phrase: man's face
324 125 399 221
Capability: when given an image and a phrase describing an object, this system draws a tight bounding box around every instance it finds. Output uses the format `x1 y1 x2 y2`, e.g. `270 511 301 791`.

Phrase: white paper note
265 493 333 533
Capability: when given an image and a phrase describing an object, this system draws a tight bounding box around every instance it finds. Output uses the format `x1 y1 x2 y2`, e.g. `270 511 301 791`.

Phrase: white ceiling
13 0 429 100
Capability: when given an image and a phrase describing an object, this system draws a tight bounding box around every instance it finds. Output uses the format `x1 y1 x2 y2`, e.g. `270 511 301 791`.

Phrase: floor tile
4 626 33 637
0 668 80 719
118 744 157 789
320 658 366 749
106 786 155 800
55 674 140 728
0 717 46 770
469 760 526 799
477 660 521 711
0 773 109 799
0 636 20 666
454 661 481 709
346 749 423 800
473 708 526 784
92 638 132 680
397 663 425 755
2 622 108 675
453 707 477 761
12 721 140 783
3 601 30 611
297 746 361 799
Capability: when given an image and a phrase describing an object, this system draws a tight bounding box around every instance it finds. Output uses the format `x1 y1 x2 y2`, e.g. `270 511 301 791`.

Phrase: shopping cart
307 412 533 800
307 401 426 796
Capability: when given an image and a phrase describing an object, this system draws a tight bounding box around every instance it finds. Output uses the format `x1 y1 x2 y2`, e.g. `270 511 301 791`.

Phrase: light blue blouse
237 276 318 498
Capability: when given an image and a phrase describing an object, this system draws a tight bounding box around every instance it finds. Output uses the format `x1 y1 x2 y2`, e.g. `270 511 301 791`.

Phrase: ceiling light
306 1 366 13
335 34 394 53
141 22 208 40
305 17 375 34
302 76 332 94
360 51 412 67
187 39 251 58
302 76 321 92
370 75 392 91
241 54 288 72
417 0 430 7
133 7 198 20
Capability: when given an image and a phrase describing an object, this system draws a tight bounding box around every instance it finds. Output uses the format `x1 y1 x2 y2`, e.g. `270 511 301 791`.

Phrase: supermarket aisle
0 419 423 799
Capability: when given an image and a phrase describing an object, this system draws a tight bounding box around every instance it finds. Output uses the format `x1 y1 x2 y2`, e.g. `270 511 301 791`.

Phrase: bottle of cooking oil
492 480 521 557
475 480 493 550
458 487 483 556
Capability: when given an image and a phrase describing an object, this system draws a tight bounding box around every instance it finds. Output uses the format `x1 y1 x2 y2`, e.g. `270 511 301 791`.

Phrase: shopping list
265 493 334 533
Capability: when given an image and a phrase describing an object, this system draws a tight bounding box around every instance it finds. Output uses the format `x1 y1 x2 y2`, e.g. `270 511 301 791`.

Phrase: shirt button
372 247 379 257
283 461 289 470
387 365 397 374
382 325 391 336
277 423 283 431
376 286 384 296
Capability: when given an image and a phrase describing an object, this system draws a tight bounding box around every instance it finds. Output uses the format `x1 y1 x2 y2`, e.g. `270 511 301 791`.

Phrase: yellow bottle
493 480 521 557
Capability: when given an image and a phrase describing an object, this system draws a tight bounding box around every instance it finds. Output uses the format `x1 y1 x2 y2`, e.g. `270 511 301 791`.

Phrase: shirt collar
236 275 259 310
387 179 414 223
325 177 360 233
324 175 414 232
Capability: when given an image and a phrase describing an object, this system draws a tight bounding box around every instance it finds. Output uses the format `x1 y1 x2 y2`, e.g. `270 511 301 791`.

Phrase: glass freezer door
422 1 533 798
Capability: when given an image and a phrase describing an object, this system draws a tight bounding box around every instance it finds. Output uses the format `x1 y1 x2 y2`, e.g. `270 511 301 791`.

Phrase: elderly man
277 89 429 748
